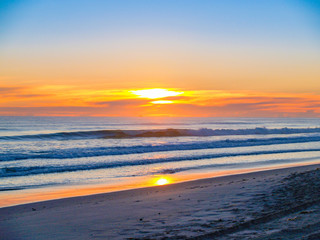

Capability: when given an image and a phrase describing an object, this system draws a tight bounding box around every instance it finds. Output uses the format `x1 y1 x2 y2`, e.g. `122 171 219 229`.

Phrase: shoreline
2 162 320 239
1 160 320 209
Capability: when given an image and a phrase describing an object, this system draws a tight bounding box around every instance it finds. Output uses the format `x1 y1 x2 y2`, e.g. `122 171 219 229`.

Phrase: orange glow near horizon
0 85 320 117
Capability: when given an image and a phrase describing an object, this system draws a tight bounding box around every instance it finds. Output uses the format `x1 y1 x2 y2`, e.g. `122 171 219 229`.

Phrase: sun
129 88 183 99
150 100 173 104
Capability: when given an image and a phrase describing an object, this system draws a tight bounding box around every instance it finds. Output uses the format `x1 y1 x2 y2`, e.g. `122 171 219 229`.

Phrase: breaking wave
2 148 320 177
2 135 320 162
1 127 320 141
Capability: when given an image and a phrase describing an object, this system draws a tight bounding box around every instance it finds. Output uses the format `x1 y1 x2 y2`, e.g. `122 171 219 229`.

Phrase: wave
2 148 320 177
1 127 320 141
2 135 320 161
154 156 320 175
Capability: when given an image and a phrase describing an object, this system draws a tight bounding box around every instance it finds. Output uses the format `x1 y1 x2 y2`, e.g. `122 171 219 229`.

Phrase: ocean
1 116 320 193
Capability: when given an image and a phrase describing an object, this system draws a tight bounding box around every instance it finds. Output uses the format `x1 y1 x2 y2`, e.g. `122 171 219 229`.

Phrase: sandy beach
2 0 320 238
1 164 320 239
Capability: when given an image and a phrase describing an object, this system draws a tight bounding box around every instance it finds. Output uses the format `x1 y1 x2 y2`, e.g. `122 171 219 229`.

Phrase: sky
1 0 320 117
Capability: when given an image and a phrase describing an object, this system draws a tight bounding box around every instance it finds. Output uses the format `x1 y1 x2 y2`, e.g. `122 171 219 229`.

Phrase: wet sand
2 163 320 239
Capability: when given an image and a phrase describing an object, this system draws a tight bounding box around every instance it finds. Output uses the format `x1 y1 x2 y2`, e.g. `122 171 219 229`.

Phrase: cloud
14 94 52 98
0 87 23 94
1 86 320 117
0 106 111 116
92 99 149 106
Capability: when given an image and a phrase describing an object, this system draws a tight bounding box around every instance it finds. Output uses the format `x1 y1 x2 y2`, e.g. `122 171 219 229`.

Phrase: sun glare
155 177 170 185
130 88 183 99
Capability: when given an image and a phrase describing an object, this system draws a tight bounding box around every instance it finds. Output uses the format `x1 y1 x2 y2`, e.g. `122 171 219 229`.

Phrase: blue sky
1 0 319 47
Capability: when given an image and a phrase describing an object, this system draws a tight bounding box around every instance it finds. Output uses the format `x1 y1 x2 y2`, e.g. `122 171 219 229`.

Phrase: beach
2 0 320 238
2 163 320 240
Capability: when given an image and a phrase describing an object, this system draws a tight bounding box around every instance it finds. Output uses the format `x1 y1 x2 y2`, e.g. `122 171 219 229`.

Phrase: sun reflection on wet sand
1 162 317 208
155 177 170 185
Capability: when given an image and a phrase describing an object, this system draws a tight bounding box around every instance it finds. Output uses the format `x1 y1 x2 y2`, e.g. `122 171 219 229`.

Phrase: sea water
1 116 320 192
